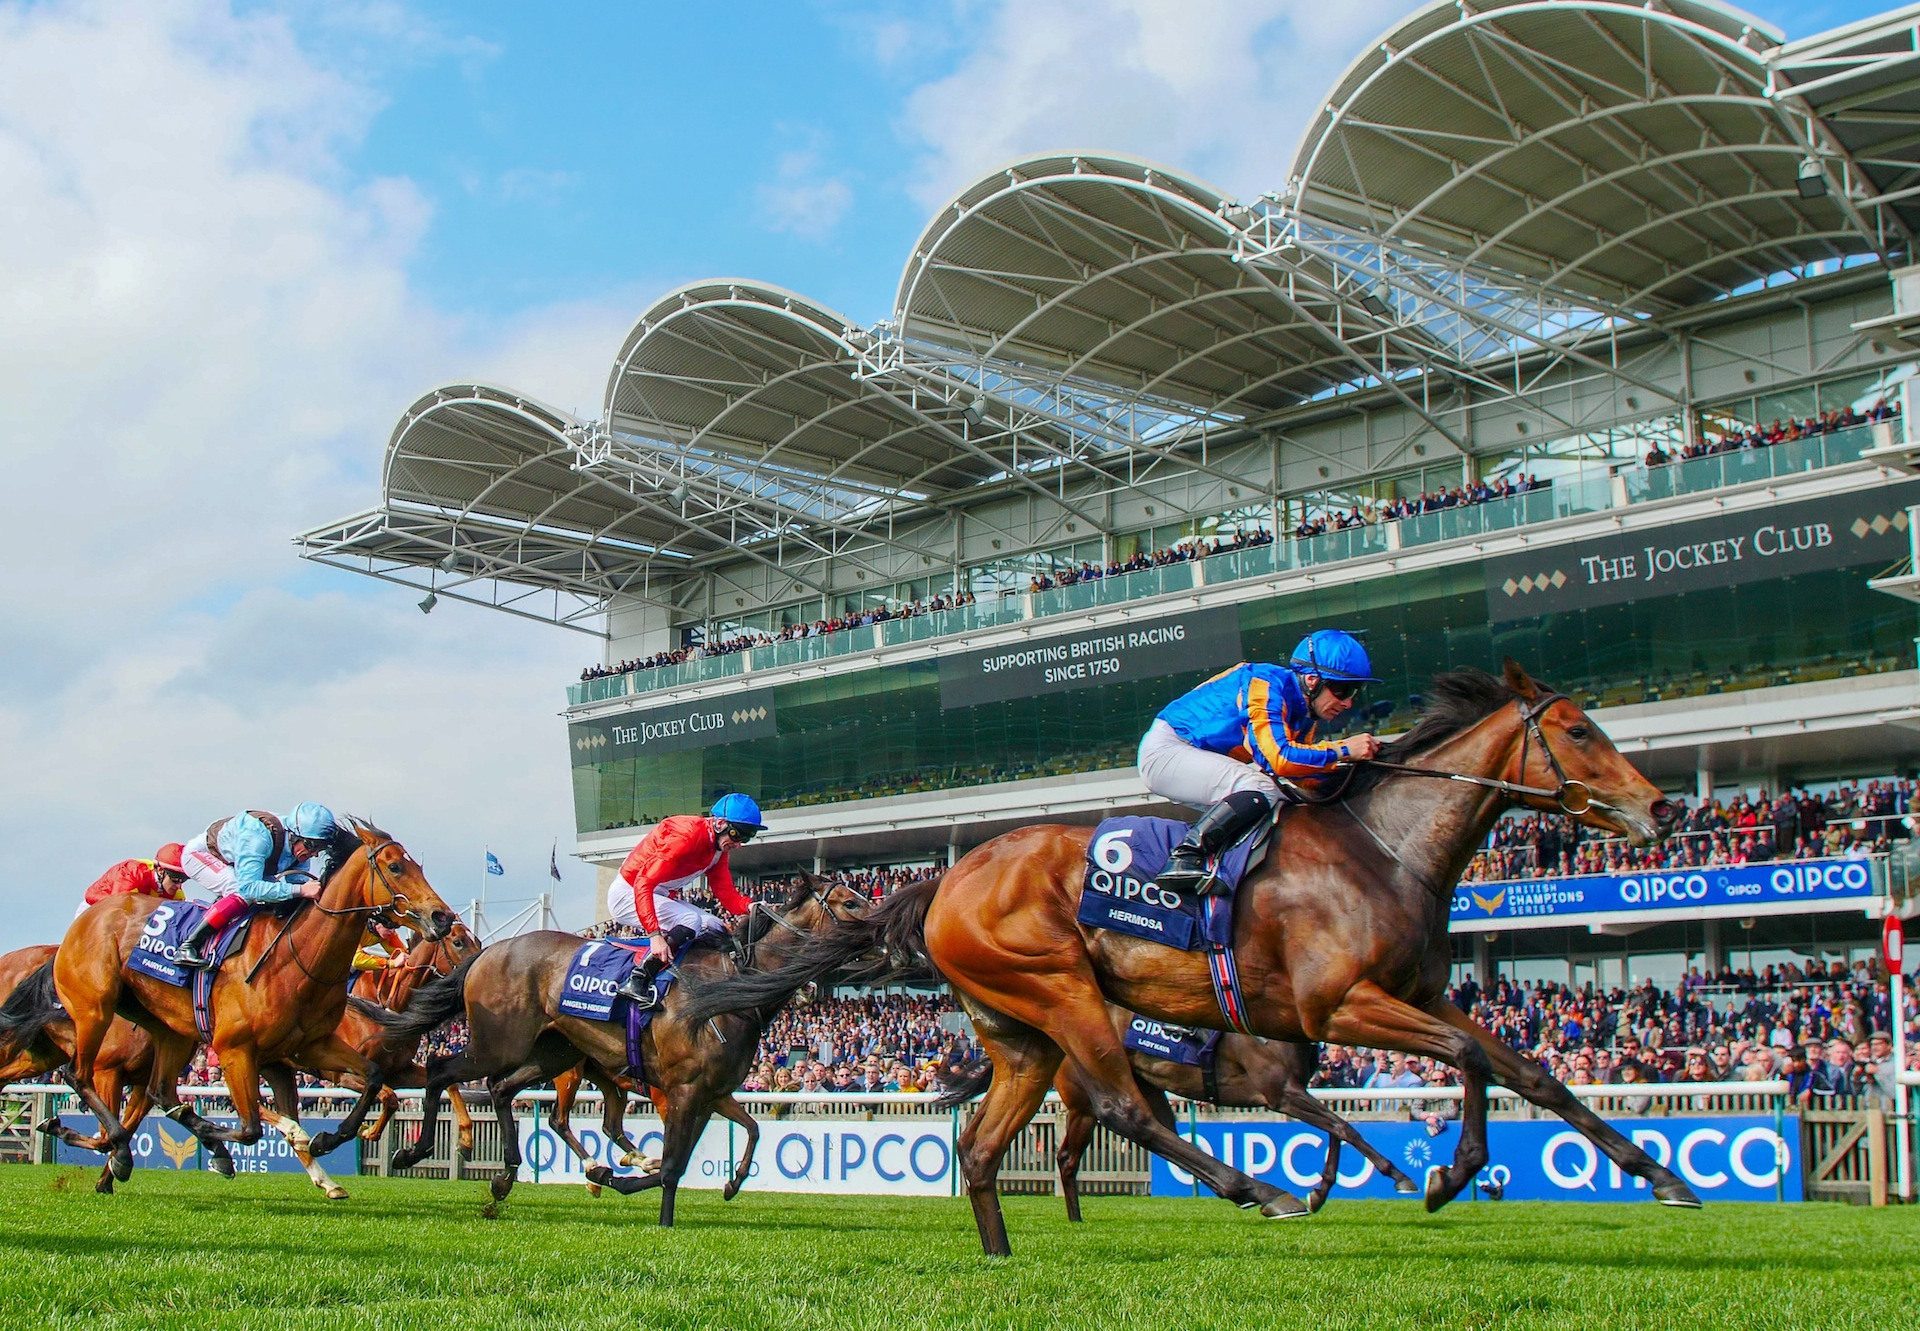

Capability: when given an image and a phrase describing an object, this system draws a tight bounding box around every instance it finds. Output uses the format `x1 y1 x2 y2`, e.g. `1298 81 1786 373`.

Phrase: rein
1359 693 1599 817
243 840 421 989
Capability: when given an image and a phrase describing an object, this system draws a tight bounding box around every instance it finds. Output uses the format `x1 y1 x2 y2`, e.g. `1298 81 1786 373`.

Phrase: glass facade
571 550 1919 834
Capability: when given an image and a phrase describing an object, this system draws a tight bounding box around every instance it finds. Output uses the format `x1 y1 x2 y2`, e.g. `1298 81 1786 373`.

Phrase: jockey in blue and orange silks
1139 629 1382 894
173 802 341 969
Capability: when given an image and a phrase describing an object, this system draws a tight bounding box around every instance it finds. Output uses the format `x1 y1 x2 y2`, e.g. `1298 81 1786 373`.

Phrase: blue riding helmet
709 793 766 831
1288 630 1379 683
285 801 340 841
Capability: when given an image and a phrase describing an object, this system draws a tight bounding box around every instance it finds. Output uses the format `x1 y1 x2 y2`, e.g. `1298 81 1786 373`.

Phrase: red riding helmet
153 843 188 876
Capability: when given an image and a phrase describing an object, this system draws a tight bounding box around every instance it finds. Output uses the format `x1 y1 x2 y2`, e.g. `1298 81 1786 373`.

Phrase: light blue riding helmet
709 793 766 833
285 801 340 841
1288 629 1379 683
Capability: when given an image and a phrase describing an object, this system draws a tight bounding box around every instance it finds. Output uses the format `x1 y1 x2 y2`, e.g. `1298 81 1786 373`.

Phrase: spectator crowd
1644 398 1896 468
1025 528 1273 594
1293 473 1547 541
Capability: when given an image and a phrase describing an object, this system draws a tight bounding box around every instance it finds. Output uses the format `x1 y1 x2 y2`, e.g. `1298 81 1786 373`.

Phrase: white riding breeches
1137 719 1283 811
604 879 728 938
179 834 237 896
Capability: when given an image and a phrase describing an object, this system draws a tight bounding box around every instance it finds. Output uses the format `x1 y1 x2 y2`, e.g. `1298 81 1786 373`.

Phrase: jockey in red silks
608 794 765 1009
1140 629 1382 894
174 802 340 969
77 844 190 918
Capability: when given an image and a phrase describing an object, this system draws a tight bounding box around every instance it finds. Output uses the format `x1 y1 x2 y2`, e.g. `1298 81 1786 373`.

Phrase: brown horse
364 876 866 1224
0 818 455 1197
545 1065 759 1201
1057 1016 1418 1217
0 945 167 1192
686 664 1697 1254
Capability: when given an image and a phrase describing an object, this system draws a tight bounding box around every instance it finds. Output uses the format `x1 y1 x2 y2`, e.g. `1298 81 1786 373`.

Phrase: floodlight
418 592 437 614
1797 157 1827 200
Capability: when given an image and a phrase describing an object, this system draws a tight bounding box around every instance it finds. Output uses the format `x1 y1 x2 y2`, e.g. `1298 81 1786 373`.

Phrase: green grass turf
0 1165 1911 1330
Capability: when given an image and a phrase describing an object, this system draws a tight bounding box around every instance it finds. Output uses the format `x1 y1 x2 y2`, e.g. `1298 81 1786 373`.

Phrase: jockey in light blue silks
174 802 341 969
1139 630 1383 894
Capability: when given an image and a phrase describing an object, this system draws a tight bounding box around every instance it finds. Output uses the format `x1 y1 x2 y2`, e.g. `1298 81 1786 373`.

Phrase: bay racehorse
685 663 1696 1254
362 875 865 1224
0 818 456 1197
343 924 483 1156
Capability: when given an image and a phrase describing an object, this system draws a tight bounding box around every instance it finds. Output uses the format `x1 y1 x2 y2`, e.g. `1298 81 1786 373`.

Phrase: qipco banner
519 1114 957 1196
1150 1116 1800 1202
53 1113 358 1176
1451 856 1878 927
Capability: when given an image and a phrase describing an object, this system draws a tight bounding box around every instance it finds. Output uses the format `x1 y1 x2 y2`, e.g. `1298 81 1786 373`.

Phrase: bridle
250 839 441 987
737 881 861 972
1362 692 1600 817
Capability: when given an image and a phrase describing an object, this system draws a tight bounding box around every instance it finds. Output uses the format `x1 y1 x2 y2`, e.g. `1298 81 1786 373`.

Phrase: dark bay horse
1054 1014 1417 1217
363 876 865 1224
344 925 483 1155
686 663 1696 1255
545 1064 760 1201
0 819 456 1197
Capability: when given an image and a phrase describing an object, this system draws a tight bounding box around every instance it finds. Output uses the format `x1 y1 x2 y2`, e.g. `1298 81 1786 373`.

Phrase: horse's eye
385 858 408 876
1567 725 1591 742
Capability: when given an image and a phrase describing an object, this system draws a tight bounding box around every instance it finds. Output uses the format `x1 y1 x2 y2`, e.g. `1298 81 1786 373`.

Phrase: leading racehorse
686 663 1697 1254
0 817 455 1197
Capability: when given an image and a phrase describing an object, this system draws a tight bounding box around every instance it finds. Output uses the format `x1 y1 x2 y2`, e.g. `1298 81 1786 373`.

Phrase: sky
0 0 1893 951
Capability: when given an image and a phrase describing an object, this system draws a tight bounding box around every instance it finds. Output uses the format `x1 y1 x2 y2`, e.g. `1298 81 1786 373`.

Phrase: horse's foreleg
712 1096 757 1202
260 1061 349 1200
1051 1074 1097 1223
1321 984 1492 1212
391 1049 479 1172
53 990 134 1182
360 1088 398 1145
296 1034 383 1159
487 1047 579 1204
547 1066 605 1194
1432 1002 1699 1207
655 1094 715 1229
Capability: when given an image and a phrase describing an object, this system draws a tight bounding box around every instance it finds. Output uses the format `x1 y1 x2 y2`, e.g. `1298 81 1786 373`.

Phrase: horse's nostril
1650 799 1678 826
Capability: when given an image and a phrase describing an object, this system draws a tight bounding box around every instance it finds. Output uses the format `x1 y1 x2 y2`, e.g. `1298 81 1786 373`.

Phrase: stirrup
1154 854 1213 896
174 943 215 970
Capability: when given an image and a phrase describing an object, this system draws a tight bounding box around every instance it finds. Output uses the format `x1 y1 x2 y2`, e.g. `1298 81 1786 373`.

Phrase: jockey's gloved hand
646 932 671 962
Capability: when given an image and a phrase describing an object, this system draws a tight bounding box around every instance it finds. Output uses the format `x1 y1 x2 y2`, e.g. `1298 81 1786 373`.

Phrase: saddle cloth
1075 816 1258 951
1122 1014 1221 1068
125 900 253 987
555 938 675 1022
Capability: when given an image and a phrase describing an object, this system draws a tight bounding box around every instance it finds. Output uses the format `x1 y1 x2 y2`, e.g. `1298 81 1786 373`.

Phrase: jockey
608 793 764 1008
174 802 340 969
1139 629 1383 894
77 844 190 918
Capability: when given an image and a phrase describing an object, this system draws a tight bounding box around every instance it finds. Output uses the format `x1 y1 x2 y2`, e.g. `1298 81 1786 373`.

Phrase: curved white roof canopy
895 153 1424 417
1291 0 1883 312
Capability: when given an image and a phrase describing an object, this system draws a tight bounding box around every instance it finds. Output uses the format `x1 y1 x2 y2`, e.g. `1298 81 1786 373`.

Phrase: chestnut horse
0 818 455 1197
345 924 483 1155
363 876 865 1225
686 664 1698 1255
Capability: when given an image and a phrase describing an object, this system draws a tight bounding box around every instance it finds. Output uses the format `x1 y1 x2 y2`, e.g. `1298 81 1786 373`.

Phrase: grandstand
302 0 1920 993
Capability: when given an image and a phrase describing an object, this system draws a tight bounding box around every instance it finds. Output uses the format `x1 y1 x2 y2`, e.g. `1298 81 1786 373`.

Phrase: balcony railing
567 419 1894 706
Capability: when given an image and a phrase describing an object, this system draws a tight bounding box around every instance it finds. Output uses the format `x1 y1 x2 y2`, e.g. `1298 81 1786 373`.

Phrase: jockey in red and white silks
607 794 764 1008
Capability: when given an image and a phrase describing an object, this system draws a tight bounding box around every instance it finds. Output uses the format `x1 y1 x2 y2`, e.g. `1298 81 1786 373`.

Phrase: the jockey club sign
568 687 778 766
1482 478 1920 622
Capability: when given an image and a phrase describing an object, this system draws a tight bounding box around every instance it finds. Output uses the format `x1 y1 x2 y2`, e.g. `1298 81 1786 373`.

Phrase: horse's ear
351 820 378 847
1501 658 1540 699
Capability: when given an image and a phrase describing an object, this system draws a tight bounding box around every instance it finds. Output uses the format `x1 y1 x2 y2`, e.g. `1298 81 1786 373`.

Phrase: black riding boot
174 918 220 970
617 952 668 1008
1156 790 1274 896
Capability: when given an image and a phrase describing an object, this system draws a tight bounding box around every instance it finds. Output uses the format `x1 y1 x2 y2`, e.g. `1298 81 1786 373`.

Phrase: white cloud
895 0 1408 210
758 145 855 241
0 1 605 950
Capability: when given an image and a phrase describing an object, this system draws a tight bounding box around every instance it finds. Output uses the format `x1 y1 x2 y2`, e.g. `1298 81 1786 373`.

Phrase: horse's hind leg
489 1036 582 1202
957 1012 1064 1257
1432 1002 1700 1207
52 979 134 1182
392 1050 477 1171
547 1066 605 1195
712 1096 757 1202
1261 1067 1418 1206
1052 1074 1097 1223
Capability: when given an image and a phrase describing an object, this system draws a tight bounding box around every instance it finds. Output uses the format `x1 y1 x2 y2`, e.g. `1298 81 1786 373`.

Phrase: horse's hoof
389 1149 420 1172
584 1165 613 1187
1306 1189 1330 1214
722 1181 742 1202
457 1136 474 1159
308 1133 341 1158
209 1156 236 1179
1423 1166 1458 1213
109 1152 133 1183
585 1182 603 1198
35 1116 60 1136
324 1185 349 1201
358 1126 380 1142
1394 1177 1420 1195
1259 1194 1311 1220
1655 1180 1703 1209
490 1177 514 1202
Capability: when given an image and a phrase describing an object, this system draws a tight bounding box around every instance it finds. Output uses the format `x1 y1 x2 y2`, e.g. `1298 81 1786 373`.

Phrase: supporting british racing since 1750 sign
1483 479 1920 622
936 605 1242 710
568 686 778 766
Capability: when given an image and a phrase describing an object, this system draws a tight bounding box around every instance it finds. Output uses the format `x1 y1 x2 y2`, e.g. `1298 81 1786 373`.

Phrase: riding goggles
1322 679 1363 701
724 822 760 843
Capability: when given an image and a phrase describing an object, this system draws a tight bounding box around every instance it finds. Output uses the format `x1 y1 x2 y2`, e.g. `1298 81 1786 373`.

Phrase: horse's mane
318 814 387 883
1344 668 1519 797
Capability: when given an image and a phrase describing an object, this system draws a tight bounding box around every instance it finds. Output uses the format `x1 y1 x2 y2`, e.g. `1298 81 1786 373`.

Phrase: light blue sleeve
224 815 301 905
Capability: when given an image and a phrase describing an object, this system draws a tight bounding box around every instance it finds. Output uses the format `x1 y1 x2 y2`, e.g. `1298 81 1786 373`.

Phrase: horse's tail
680 878 943 1025
0 959 62 1059
347 952 477 1050
933 1054 994 1109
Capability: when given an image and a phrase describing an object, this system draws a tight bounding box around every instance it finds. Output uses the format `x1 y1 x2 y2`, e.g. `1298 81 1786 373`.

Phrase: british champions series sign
1449 856 1879 927
569 687 777 767
1484 480 1920 622
937 606 1242 709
